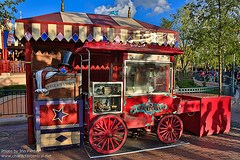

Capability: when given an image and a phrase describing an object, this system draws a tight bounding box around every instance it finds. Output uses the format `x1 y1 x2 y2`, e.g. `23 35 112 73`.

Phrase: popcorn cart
75 41 184 154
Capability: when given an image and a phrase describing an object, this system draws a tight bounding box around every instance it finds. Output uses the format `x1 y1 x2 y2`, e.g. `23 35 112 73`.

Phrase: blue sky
15 0 186 26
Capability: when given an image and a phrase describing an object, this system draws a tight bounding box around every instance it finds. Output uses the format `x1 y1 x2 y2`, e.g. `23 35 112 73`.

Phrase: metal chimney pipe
61 0 64 12
128 7 131 18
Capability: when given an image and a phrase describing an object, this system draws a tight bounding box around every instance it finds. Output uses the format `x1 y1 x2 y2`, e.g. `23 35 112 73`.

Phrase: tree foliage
160 17 173 29
0 0 25 29
188 0 240 69
171 0 240 72
171 4 197 72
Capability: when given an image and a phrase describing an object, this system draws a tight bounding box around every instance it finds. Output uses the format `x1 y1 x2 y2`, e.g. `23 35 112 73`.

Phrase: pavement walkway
0 122 240 160
231 85 240 126
0 86 240 160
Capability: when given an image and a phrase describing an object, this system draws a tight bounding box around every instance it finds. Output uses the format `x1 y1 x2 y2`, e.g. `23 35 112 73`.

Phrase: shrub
0 85 26 90
176 79 197 88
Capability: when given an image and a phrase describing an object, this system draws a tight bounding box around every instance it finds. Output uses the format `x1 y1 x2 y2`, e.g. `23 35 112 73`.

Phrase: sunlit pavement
0 122 240 160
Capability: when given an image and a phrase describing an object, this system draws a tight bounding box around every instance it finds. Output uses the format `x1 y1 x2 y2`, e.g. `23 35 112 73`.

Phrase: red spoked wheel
157 115 183 143
89 115 128 154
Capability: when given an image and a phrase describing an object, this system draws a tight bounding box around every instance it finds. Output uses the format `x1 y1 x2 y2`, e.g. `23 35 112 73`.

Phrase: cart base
85 132 189 159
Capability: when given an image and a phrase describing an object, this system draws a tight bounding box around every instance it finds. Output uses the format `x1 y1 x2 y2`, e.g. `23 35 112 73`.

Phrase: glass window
92 82 123 114
125 61 171 95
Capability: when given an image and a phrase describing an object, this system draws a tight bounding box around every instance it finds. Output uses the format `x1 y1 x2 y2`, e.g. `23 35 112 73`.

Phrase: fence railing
175 85 233 96
0 89 27 116
0 60 25 73
175 86 219 94
193 73 237 96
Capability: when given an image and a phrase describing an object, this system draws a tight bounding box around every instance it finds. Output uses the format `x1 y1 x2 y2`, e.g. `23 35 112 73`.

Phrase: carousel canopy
15 12 179 46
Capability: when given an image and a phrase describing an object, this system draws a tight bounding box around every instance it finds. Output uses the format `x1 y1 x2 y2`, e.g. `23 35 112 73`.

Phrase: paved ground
0 122 239 160
0 86 240 160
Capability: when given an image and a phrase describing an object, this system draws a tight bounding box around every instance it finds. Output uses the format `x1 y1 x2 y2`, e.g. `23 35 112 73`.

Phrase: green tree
160 17 173 29
171 0 239 94
187 0 240 94
172 4 197 74
0 0 25 30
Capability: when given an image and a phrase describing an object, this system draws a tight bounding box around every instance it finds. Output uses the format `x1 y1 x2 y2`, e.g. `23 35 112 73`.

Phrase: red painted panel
179 94 231 137
178 100 201 113
123 95 180 129
40 103 78 126
200 96 231 136
179 112 201 136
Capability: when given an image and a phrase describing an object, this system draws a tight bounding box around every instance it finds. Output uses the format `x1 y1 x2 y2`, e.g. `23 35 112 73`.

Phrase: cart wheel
157 115 183 143
89 115 128 154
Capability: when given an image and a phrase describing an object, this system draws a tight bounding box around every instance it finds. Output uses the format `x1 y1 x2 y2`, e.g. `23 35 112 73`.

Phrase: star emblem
52 107 68 123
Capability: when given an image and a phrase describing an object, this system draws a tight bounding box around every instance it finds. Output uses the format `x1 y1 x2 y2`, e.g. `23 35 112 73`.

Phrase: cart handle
74 92 89 110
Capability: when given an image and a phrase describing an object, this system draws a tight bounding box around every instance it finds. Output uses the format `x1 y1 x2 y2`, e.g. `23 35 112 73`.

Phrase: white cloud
134 0 171 14
94 0 171 17
94 0 136 17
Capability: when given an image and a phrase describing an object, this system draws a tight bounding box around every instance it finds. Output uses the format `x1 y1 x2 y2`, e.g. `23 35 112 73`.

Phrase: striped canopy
15 12 179 46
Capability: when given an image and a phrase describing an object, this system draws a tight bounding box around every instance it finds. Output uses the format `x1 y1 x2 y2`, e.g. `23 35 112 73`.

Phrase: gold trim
25 61 32 64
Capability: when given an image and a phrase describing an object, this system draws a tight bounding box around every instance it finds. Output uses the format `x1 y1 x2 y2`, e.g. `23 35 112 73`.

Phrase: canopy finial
128 7 131 18
61 0 64 12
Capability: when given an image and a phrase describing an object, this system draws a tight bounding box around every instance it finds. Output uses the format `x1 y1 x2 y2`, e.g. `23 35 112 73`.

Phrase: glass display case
92 82 123 114
125 61 172 95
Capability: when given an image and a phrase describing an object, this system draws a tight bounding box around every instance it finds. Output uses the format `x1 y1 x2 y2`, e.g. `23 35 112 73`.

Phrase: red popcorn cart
74 41 185 154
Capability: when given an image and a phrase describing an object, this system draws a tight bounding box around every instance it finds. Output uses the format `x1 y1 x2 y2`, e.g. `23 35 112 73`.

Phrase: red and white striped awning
15 12 179 46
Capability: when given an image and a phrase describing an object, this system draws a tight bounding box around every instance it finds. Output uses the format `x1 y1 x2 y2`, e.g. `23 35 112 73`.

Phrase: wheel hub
167 126 174 132
106 131 113 138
